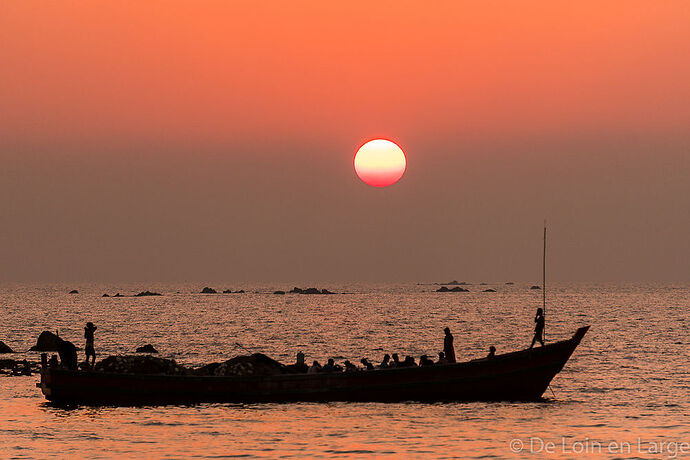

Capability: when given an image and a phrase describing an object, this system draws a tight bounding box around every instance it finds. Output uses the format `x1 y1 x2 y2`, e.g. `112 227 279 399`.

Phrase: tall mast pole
543 222 547 343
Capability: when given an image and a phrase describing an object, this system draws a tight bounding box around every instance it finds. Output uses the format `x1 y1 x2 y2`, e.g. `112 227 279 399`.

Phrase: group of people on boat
301 325 491 374
56 308 545 372
50 322 98 371
298 308 546 374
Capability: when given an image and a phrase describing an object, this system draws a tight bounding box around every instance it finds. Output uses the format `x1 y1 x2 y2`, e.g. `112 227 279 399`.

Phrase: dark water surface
1 283 689 458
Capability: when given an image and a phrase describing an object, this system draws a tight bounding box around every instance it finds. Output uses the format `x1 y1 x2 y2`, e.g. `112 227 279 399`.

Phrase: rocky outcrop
134 291 162 297
223 289 232 293
289 287 335 295
135 344 158 353
436 286 469 292
274 290 286 295
29 331 62 351
69 289 79 294
483 289 496 292
440 280 467 285
530 285 541 290
0 341 14 353
0 358 38 375
201 287 217 294
102 294 110 297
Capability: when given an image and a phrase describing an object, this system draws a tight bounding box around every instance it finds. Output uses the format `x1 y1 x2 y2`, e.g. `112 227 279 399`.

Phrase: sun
354 139 407 187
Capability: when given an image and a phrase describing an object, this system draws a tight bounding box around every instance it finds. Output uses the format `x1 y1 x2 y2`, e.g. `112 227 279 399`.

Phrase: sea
1 282 688 459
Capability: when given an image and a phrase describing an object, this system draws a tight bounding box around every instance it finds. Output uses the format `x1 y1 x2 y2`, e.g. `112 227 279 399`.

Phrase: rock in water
134 290 162 297
289 286 334 294
201 287 217 294
274 290 286 295
438 286 469 292
530 285 541 290
69 289 79 294
29 331 62 351
222 289 232 293
135 344 158 353
0 341 14 353
102 293 110 297
483 289 496 292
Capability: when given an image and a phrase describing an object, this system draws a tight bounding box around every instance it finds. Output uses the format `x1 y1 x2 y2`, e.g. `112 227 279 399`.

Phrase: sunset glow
354 139 406 187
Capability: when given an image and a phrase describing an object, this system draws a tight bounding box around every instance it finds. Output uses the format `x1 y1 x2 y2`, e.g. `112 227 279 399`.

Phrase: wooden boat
38 326 589 405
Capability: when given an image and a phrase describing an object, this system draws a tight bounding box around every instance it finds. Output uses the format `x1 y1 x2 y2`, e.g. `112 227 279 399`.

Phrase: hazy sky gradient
1 1 689 282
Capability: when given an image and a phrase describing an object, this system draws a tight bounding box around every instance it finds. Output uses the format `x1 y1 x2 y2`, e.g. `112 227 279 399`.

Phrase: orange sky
3 1 689 146
1 1 689 282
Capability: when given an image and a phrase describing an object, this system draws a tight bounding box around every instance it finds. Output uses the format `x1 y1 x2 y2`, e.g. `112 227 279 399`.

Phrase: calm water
1 283 689 458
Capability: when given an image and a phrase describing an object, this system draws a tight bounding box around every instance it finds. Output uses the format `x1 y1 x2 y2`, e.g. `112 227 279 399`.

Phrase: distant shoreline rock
274 290 286 295
436 286 469 292
483 289 496 292
69 289 79 294
530 285 541 290
102 291 162 297
288 287 335 295
201 287 217 294
134 291 162 297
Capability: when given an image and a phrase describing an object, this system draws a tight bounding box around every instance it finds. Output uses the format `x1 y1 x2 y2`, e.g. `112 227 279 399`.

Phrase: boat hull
40 327 589 405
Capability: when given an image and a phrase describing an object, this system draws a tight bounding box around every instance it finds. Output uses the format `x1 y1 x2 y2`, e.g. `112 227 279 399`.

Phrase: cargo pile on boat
95 355 188 375
89 353 291 377
193 353 291 377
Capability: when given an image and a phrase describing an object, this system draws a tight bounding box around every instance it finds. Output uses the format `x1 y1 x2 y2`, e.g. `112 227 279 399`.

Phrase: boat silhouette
38 326 589 405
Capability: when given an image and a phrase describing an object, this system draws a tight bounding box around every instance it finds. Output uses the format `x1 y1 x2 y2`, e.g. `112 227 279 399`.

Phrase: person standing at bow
530 308 545 348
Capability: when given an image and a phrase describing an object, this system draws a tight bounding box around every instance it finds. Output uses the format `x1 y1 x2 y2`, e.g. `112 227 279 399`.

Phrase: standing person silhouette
443 327 456 363
530 308 545 348
84 322 97 366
